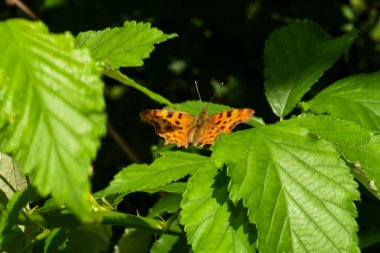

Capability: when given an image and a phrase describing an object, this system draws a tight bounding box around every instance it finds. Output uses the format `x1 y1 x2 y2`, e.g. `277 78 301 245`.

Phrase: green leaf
0 152 27 200
151 231 189 253
117 229 152 253
95 182 186 201
290 114 380 199
168 100 232 115
66 225 112 253
1 226 26 253
0 19 106 219
180 165 256 253
148 193 182 217
44 228 67 253
144 182 187 194
303 71 380 131
103 68 173 106
76 21 176 68
264 20 357 118
212 124 359 252
0 187 36 249
42 0 65 9
168 100 264 127
104 151 212 196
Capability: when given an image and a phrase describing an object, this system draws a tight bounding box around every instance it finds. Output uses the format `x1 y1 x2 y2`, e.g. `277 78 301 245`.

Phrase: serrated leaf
0 19 106 219
264 20 357 118
66 225 112 253
211 124 359 252
0 152 27 199
303 71 380 131
104 151 211 196
290 114 380 199
180 164 256 253
76 21 176 68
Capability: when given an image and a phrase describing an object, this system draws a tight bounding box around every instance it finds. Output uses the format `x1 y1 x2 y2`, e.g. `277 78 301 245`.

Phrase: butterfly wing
200 108 255 146
140 109 196 148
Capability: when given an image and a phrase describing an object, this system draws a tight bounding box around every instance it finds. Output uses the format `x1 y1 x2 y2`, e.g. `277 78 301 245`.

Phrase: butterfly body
140 107 254 148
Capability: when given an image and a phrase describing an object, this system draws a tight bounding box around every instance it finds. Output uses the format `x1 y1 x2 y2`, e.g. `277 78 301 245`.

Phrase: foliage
0 10 380 253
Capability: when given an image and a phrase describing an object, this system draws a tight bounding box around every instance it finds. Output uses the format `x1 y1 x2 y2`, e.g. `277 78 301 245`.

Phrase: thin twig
6 0 39 20
107 122 140 163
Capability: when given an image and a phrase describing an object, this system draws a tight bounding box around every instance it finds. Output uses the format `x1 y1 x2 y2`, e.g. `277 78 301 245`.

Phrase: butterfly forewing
200 108 255 146
140 109 196 148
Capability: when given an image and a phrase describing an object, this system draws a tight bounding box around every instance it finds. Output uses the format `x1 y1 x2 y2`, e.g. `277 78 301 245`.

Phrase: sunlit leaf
0 19 106 219
76 21 176 68
212 124 359 252
303 71 380 130
104 151 211 196
290 114 380 199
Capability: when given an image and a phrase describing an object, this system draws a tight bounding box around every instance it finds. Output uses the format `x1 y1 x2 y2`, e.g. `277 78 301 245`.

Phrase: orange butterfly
140 107 255 148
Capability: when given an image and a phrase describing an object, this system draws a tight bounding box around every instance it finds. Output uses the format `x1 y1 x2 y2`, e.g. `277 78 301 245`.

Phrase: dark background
2 0 380 251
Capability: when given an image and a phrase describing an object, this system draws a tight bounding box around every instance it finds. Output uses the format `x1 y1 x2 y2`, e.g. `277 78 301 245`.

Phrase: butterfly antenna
209 82 224 104
195 81 223 110
195 81 202 103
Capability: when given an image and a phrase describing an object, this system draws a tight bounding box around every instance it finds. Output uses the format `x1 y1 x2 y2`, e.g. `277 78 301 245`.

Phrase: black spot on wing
167 112 174 118
152 122 160 129
165 125 174 132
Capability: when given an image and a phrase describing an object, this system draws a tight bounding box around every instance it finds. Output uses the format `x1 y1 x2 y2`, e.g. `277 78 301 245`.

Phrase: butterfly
140 107 255 148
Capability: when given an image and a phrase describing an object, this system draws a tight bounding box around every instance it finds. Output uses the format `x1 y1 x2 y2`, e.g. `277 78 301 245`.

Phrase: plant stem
107 122 141 163
103 68 173 107
18 210 183 235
